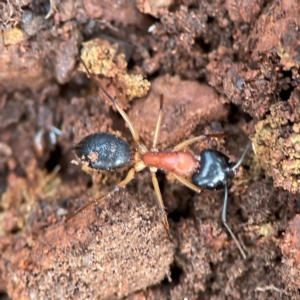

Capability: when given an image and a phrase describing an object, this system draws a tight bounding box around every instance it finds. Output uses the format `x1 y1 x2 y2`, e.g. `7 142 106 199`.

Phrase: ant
74 57 251 259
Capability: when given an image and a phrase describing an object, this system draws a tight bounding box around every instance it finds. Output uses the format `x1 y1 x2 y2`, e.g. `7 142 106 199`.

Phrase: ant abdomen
75 132 132 170
192 149 235 190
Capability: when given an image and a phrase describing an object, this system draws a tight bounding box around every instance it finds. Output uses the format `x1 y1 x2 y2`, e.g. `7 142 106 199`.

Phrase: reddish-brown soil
0 0 300 299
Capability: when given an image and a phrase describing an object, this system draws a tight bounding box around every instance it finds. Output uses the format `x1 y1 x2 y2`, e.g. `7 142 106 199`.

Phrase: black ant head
191 142 251 191
192 149 234 190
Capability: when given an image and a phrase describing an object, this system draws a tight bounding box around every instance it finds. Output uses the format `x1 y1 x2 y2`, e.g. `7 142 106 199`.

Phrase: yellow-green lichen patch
79 38 150 109
2 27 24 45
252 90 300 193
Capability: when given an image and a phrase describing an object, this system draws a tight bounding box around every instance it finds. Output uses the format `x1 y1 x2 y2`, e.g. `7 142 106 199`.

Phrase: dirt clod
280 214 300 293
252 90 300 193
2 190 173 300
128 74 228 148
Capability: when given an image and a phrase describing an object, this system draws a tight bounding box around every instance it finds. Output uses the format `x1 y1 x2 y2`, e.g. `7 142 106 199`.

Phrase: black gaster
75 132 132 170
192 149 234 190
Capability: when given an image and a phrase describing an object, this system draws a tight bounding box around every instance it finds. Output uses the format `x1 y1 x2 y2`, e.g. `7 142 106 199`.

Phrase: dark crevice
161 263 183 286
279 86 294 101
195 37 212 53
45 144 63 172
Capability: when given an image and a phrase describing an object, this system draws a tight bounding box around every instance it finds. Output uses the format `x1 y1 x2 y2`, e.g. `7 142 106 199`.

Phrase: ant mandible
74 57 251 259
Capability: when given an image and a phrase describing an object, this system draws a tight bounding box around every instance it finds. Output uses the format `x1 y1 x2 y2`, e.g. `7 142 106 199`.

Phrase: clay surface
0 0 300 299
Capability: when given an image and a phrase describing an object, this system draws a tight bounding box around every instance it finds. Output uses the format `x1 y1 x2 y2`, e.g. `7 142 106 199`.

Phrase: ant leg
79 58 147 153
66 168 136 223
173 133 226 151
230 142 252 172
222 185 247 259
150 171 171 239
117 167 136 189
171 173 201 193
152 94 163 150
65 193 111 223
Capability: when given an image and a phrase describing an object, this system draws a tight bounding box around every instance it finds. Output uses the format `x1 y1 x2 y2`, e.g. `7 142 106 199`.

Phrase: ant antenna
223 142 251 260
222 184 246 259
231 142 252 172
